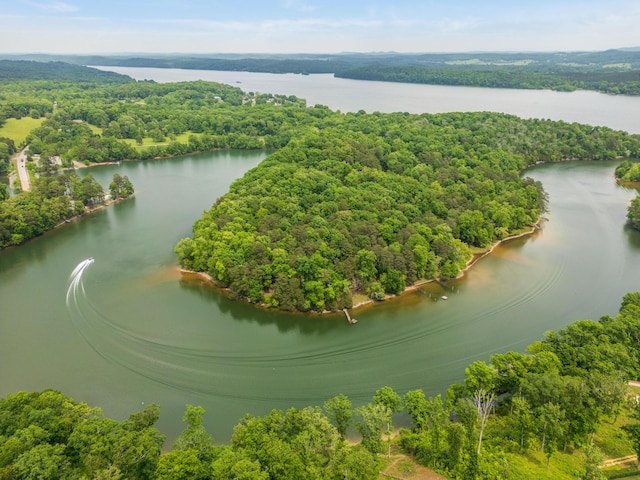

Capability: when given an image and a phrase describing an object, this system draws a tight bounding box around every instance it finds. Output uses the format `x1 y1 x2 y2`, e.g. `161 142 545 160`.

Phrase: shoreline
179 217 545 315
0 195 134 252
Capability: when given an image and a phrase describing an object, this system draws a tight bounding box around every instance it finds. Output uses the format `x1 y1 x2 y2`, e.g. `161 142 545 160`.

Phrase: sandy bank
179 218 544 315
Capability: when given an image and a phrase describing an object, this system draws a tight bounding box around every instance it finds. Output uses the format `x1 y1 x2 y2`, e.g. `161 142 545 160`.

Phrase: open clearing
0 117 45 144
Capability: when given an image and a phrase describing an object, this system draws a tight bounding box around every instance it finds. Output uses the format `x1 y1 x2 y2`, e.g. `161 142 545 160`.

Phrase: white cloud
21 1 78 13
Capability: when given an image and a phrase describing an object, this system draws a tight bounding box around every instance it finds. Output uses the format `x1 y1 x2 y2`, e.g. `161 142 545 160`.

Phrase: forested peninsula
175 112 640 312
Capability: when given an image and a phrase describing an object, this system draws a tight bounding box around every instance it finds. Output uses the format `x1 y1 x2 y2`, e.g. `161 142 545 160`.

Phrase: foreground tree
324 393 353 440
355 403 392 454
583 443 607 480
172 405 215 463
464 360 498 455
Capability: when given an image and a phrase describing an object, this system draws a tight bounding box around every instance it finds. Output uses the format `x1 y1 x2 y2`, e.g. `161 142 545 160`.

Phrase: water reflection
178 277 344 335
623 224 640 249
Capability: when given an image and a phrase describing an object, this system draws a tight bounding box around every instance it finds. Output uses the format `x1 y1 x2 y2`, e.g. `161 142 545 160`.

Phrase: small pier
343 308 358 324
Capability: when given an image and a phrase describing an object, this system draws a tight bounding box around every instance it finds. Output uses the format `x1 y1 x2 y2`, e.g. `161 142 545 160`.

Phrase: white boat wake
63 257 307 400
66 257 94 306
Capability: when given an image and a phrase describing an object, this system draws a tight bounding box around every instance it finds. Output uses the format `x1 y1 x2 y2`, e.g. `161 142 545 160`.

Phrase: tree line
0 60 133 84
0 172 134 249
2 291 640 479
335 65 640 95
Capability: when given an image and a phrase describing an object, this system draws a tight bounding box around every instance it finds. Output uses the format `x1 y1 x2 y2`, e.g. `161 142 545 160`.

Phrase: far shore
179 217 545 315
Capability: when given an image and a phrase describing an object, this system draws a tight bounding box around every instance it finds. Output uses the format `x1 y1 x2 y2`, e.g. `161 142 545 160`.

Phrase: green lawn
0 117 45 144
123 131 197 149
505 450 586 479
603 464 640 479
87 124 103 135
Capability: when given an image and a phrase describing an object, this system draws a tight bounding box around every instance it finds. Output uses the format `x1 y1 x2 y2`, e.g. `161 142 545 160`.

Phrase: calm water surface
97 66 640 134
2 71 640 442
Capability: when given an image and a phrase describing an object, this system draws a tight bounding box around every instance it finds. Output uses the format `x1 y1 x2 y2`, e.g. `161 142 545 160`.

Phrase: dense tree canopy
0 60 132 84
0 172 133 249
176 110 640 311
615 160 640 183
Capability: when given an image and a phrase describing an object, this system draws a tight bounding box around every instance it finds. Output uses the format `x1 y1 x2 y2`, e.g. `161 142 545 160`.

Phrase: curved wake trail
63 257 405 402
66 258 94 306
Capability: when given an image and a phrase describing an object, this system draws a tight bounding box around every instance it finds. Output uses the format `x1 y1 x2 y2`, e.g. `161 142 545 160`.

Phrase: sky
1 0 639 54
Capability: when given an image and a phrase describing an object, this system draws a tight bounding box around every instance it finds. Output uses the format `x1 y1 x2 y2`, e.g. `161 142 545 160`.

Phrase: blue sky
1 0 639 54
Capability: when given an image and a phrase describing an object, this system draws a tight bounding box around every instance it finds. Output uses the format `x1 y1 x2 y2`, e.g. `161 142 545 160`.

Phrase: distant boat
441 295 449 300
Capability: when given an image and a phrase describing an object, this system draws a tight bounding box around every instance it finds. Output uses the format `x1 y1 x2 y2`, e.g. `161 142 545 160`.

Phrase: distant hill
2 50 640 94
3 49 640 71
0 60 133 83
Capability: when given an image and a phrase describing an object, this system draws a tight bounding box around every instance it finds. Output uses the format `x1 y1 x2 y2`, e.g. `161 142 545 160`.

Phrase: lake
1 71 639 443
96 66 640 134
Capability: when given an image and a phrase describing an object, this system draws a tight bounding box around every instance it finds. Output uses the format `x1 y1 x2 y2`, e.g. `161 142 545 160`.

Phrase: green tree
355 249 377 284
538 402 565 468
404 389 428 432
155 449 210 480
583 443 606 480
173 405 215 463
373 386 402 414
210 448 268 480
354 403 391 454
12 443 71 480
374 386 402 456
109 173 135 200
508 396 535 453
324 394 353 440
325 442 380 480
622 420 640 471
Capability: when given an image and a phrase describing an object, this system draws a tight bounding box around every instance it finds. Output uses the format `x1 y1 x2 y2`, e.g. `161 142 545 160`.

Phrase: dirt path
380 455 447 480
602 454 637 468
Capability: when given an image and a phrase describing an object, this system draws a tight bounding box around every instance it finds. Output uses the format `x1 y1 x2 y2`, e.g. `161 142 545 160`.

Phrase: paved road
15 147 30 192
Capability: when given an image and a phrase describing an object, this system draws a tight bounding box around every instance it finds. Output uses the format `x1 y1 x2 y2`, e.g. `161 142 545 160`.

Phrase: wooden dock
343 308 358 324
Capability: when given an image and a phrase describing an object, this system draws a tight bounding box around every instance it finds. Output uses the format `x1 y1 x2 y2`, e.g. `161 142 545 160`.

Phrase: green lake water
1 150 639 442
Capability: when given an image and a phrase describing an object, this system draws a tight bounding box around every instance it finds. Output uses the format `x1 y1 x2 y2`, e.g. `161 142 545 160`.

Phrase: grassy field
0 117 45 144
122 131 196 149
87 124 102 135
603 464 640 479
